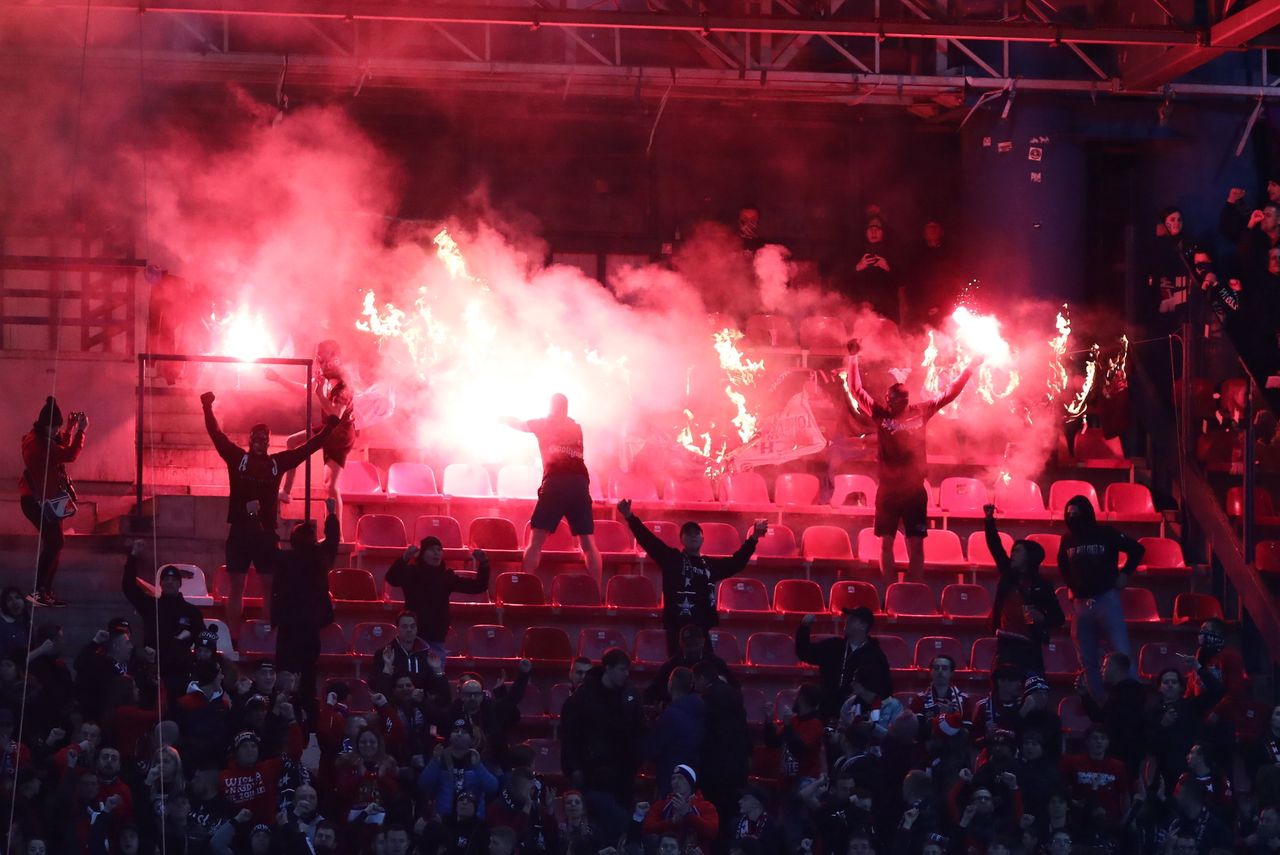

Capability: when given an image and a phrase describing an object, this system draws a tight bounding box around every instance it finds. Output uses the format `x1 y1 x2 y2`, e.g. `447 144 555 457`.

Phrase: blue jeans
1072 588 1132 697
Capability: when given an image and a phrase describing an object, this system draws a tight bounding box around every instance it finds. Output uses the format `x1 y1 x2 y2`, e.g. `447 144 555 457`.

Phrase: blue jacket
418 755 499 817
645 693 706 796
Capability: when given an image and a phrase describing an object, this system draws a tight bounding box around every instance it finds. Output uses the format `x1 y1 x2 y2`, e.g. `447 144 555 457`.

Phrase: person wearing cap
644 623 735 706
173 659 234 770
1014 673 1061 761
643 764 720 851
795 607 892 722
18 395 87 607
121 540 206 699
200 388 348 643
385 536 491 658
418 719 500 819
983 504 1064 678
219 729 289 826
972 666 1026 738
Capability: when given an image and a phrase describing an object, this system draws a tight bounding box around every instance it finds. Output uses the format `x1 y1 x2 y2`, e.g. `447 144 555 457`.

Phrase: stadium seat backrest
914 636 965 670
644 521 682 550
520 626 573 661
1043 640 1078 675
1258 540 1280 573
158 564 211 604
773 579 825 613
516 684 546 719
994 477 1045 515
700 522 743 557
923 529 966 565
798 315 848 349
970 637 998 673
724 472 771 506
1105 483 1155 514
329 568 380 602
352 622 397 656
633 629 669 664
803 525 854 561
1073 431 1124 461
829 581 880 614
1226 486 1277 517
318 624 350 656
606 574 660 609
346 680 375 713
741 688 767 724
593 520 634 554
1058 695 1091 734
548 685 574 716
468 517 520 550
497 464 541 499
1173 593 1224 624
413 515 464 549
609 471 660 502
1048 479 1101 514
709 629 743 664
551 573 602 607
578 627 629 660
830 474 877 509
494 572 547 606
524 738 561 775
1120 587 1161 622
877 635 911 669
755 524 799 558
774 473 820 506
664 475 717 503
941 584 992 619
1138 537 1185 569
966 531 1013 568
1027 534 1061 568
203 620 236 660
718 578 771 612
356 514 407 548
386 462 438 497
1139 643 1184 679
939 477 989 513
885 582 938 617
240 620 277 656
442 463 494 498
338 461 383 495
745 313 797 347
467 625 517 659
525 521 578 552
746 632 799 667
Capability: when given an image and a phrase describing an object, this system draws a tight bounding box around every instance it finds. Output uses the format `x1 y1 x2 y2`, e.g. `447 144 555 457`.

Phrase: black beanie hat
35 396 62 431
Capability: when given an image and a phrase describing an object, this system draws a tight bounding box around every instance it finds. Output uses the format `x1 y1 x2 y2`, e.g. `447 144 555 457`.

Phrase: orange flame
207 302 278 360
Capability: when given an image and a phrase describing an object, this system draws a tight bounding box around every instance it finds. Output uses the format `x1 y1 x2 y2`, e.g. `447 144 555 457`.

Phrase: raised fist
801 614 817 627
1228 187 1246 204
846 338 861 356
200 391 216 408
752 519 768 538
982 503 996 518
518 659 533 675
616 498 633 519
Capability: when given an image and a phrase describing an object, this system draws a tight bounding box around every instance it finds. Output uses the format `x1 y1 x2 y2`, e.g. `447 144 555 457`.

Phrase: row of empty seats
336 462 1159 520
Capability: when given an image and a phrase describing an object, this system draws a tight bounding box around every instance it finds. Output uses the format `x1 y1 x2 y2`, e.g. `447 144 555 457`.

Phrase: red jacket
20 429 84 502
643 791 720 850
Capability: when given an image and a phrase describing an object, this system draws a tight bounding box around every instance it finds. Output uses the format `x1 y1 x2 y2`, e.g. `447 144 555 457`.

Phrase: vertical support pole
1243 378 1257 561
136 355 145 520
304 360 313 526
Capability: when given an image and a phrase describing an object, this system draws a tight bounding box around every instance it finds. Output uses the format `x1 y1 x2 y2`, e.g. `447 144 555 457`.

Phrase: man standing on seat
19 397 87 607
502 394 602 581
842 339 978 580
617 498 766 656
385 537 490 659
201 390 346 643
1057 495 1144 697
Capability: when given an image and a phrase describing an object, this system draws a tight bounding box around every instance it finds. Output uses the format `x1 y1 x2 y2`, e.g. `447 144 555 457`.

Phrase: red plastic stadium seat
1071 431 1125 463
709 629 743 664
1173 593 1224 624
1120 587 1161 623
755 524 800 558
994 477 1046 517
346 680 375 713
1043 640 1079 676
741 688 768 725
913 636 966 670
386 462 438 498
718 578 771 613
441 463 494 498
857 528 898 563
606 574 660 610
775 473 820 506
1058 695 1090 736
351 622 397 656
923 530 967 568
413 515 464 549
1139 643 1185 680
641 521 682 551
799 525 853 562
970 637 998 673
1027 534 1061 569
496 465 540 499
578 627 629 661
885 582 938 617
551 574 602 608
941 584 993 619
1227 486 1278 518
938 477 989 514
1049 479 1101 514
798 315 848 349
329 568 380 602
525 522 579 553
317 624 350 656
609 471 660 502
516 684 547 720
467 625 518 661
356 514 407 549
494 572 546 607
520 626 573 662
1138 537 1187 572
213 565 267 603
1105 483 1156 516
746 632 800 668
723 472 771 506
664 476 716 504
469 517 520 551
830 474 877 509
338 461 383 498
701 523 744 557
745 313 797 347
829 581 881 614
877 635 911 670
593 520 634 555
240 620 277 656
548 684 574 717
1258 541 1280 574
633 629 669 664
524 738 561 777
967 531 1014 569
773 580 825 614
1055 586 1073 619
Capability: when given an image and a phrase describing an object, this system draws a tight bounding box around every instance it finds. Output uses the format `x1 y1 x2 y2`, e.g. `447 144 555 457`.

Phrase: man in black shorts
202 390 347 643
842 340 978 580
503 394 602 580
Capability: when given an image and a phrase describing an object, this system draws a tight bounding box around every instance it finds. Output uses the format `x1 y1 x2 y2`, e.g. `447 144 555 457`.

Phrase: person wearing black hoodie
1056 495 1144 697
384 537 490 655
983 504 1065 677
121 541 206 699
795 608 893 722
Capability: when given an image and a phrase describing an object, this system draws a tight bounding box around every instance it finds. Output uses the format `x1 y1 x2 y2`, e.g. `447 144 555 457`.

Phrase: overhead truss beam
1122 0 1280 89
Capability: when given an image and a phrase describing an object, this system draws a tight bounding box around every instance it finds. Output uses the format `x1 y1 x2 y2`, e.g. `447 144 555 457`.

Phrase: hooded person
19 395 87 606
983 504 1065 677
1057 495 1144 697
384 535 491 656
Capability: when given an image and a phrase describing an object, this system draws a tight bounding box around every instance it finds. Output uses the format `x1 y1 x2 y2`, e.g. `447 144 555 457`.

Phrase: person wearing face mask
737 205 764 254
201 389 347 643
386 538 490 659
842 339 979 581
1056 495 1144 698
